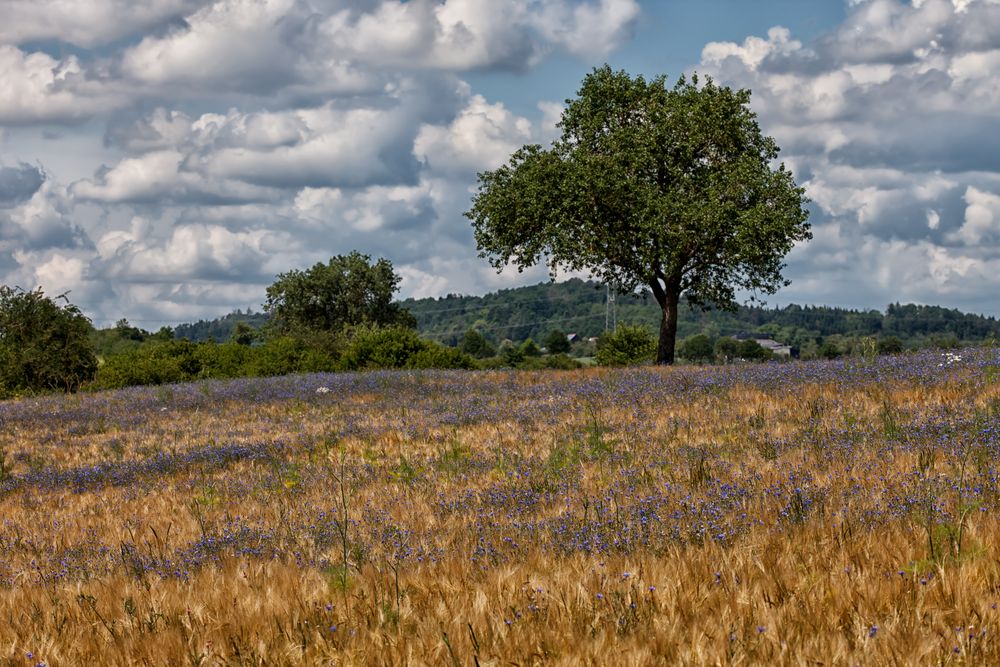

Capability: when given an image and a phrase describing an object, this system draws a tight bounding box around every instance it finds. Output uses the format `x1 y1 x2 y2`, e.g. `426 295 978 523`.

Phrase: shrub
517 353 581 370
544 329 571 354
340 327 428 370
407 344 477 370
679 334 714 363
0 286 98 393
459 329 495 358
595 325 655 366
738 339 773 361
94 341 201 389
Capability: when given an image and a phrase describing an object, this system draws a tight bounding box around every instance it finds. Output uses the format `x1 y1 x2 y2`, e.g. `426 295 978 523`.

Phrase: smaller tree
714 337 740 363
0 286 98 393
544 329 571 354
595 325 655 366
459 328 495 358
229 321 259 346
519 338 541 357
877 336 904 355
679 334 714 363
738 339 773 361
818 339 841 359
264 252 415 337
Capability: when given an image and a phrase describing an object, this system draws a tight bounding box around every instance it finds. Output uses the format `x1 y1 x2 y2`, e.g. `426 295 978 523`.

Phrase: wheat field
1 349 999 665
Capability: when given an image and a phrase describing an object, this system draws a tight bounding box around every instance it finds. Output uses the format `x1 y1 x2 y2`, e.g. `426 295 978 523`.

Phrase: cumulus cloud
119 0 640 98
320 0 639 71
0 163 45 206
951 186 1000 245
0 0 209 48
0 46 122 124
414 94 534 173
698 0 1000 312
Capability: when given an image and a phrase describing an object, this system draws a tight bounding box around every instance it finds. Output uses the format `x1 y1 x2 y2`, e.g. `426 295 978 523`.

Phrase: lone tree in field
466 66 811 364
264 251 414 336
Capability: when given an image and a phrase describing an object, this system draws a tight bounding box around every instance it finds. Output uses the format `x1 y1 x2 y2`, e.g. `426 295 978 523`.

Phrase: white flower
315 386 331 394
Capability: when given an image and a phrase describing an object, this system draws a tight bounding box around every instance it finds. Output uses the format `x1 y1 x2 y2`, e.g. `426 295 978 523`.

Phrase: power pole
605 284 617 332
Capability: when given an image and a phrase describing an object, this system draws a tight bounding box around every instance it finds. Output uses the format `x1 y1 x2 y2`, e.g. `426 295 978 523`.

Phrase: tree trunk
650 274 680 365
656 288 679 365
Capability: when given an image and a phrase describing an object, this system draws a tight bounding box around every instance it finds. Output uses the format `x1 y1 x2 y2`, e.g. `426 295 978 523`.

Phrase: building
733 332 793 357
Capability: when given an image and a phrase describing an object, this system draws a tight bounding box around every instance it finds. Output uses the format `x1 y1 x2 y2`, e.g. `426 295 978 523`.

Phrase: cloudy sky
2 0 999 327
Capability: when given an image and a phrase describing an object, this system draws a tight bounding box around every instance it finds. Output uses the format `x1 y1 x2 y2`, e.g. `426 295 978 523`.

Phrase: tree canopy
263 252 415 337
0 286 98 393
467 65 811 363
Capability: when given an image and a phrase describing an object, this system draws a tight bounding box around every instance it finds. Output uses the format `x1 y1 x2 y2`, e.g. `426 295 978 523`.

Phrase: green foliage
340 326 427 370
402 278 1000 353
173 309 267 342
467 66 810 364
498 340 524 366
94 338 340 389
595 325 655 366
458 328 495 358
877 336 904 355
94 340 199 389
407 344 477 370
819 340 842 360
519 338 541 357
544 329 571 354
516 353 581 370
738 339 773 361
679 334 714 363
229 321 259 346
264 251 414 337
714 337 740 363
340 327 474 371
0 286 98 394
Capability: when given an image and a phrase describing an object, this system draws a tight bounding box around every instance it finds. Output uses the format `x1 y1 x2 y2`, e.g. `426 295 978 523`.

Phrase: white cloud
0 46 121 124
951 186 1000 244
414 95 534 173
0 0 208 48
702 26 802 71
698 0 1000 312
71 150 281 204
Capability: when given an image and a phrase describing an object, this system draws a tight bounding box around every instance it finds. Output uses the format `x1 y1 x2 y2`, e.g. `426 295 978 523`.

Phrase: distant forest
171 278 1000 353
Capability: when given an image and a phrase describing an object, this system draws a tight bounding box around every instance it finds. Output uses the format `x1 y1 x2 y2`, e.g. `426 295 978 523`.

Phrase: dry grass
1 350 999 665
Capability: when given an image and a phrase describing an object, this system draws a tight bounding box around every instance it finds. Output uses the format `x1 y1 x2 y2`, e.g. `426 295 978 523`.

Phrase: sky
2 0 1000 328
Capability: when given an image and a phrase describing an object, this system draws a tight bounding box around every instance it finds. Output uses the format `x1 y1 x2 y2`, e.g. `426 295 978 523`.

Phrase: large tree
466 66 811 363
264 251 414 336
0 286 98 393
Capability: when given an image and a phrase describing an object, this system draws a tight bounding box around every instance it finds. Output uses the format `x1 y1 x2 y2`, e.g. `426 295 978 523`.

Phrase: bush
94 341 201 389
595 325 655 366
0 286 98 393
340 327 429 370
544 329 571 354
517 353 581 370
679 334 714 363
520 338 542 357
459 329 495 358
738 339 773 361
195 341 251 379
714 337 740 363
877 336 904 355
407 344 477 370
497 340 524 366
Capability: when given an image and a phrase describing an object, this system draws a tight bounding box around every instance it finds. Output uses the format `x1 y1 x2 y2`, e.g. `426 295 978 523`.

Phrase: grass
0 349 999 664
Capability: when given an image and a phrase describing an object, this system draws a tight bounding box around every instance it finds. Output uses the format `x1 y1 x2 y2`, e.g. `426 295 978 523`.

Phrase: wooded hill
172 278 1000 352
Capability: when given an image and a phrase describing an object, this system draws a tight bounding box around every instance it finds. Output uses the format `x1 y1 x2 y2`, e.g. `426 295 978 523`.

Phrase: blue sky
1 0 999 327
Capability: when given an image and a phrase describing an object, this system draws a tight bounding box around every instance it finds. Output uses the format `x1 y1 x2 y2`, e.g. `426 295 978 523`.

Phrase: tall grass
0 350 998 664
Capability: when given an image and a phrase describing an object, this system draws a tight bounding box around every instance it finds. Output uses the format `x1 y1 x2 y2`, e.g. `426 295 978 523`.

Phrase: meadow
1 349 999 665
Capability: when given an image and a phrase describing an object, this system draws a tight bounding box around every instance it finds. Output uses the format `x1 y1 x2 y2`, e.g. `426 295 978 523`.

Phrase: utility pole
605 284 617 332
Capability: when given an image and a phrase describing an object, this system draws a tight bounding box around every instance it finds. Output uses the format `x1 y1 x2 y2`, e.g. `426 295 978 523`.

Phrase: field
2 350 1000 665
